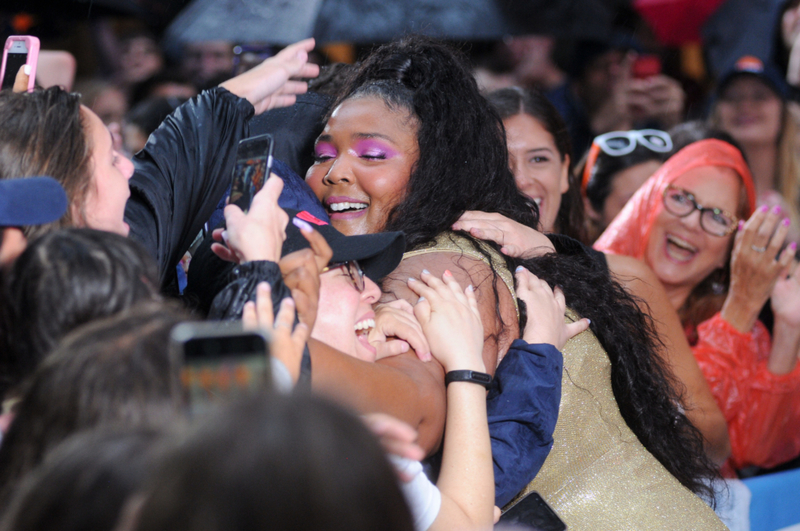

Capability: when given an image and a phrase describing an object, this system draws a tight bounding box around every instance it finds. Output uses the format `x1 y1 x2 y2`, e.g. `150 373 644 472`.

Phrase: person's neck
662 282 692 313
741 142 777 195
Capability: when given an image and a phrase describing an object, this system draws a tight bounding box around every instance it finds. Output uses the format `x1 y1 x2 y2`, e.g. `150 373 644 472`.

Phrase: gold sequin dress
405 233 727 530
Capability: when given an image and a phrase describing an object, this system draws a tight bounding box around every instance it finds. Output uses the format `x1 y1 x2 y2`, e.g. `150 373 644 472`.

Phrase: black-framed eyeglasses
321 260 365 292
662 184 739 237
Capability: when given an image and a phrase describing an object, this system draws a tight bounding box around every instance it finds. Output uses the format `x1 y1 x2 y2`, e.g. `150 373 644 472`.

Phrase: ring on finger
751 244 767 253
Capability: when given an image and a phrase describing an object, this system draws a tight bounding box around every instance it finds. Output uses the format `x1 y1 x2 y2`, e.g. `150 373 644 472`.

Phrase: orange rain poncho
595 139 800 473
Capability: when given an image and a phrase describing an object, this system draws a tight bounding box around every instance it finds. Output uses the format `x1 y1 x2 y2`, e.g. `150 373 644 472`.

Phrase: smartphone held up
229 133 275 213
1 35 39 92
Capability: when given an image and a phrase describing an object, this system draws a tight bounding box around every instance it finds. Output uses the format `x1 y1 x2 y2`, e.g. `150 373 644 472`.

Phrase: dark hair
331 36 540 251
0 87 92 238
0 428 163 531
0 301 187 508
486 86 586 242
580 143 669 213
515 244 717 500
337 36 716 499
135 394 414 531
0 229 161 395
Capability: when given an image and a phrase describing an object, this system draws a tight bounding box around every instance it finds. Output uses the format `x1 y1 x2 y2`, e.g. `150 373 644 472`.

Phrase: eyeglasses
581 129 673 192
321 260 365 292
661 184 739 237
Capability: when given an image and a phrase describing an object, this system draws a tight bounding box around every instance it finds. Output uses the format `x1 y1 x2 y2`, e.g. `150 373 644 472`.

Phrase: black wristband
445 370 492 389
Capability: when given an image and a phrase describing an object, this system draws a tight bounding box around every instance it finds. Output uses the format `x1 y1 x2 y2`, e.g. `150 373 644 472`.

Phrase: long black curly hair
335 36 718 500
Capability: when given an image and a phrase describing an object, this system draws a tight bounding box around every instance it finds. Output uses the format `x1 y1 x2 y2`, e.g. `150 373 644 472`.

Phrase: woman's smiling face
306 96 419 236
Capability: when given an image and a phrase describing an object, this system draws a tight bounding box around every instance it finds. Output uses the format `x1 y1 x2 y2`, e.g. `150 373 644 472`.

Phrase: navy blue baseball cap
0 177 68 227
717 56 789 100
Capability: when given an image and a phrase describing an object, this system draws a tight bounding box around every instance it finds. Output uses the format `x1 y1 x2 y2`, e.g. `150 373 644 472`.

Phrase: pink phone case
1 36 40 92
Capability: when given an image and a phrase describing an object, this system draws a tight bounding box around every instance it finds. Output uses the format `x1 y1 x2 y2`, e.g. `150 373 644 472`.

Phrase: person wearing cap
0 177 68 270
711 55 800 240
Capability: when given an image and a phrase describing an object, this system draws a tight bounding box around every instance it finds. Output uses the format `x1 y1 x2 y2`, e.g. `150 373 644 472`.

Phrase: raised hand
515 266 589 350
722 205 796 333
211 173 288 264
407 270 484 373
278 218 332 331
220 38 320 114
371 299 431 361
453 210 555 257
243 282 309 384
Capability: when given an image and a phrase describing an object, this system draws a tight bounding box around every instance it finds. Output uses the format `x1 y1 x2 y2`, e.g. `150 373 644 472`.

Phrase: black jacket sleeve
124 87 255 288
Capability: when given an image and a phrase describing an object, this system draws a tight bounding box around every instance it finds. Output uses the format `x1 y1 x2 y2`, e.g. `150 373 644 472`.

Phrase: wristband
445 370 492 389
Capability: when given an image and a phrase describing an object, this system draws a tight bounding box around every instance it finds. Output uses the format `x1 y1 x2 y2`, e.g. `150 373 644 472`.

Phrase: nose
362 277 381 305
679 208 703 232
119 154 135 180
322 158 353 186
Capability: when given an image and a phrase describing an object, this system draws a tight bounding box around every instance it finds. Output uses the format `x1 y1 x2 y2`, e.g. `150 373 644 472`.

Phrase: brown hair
0 86 93 239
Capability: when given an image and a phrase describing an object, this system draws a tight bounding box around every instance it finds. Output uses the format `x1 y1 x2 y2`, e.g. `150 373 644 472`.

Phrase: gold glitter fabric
403 232 518 317
513 310 727 530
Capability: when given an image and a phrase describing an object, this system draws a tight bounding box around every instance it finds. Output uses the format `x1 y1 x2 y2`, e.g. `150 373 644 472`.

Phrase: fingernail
467 284 474 292
221 230 229 243
258 282 271 291
443 270 452 277
515 265 525 272
784 217 791 227
400 343 409 352
421 269 430 275
791 242 797 251
408 277 416 283
773 205 782 214
292 217 313 232
738 220 744 231
586 318 591 325
23 65 31 75
417 295 425 302
760 205 769 213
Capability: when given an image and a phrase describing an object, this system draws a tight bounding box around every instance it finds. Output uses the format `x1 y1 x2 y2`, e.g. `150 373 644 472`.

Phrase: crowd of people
2 4 800 530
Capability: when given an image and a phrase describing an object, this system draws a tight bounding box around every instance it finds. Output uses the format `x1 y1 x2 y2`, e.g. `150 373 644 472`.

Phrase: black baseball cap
281 209 405 282
717 55 789 100
0 177 68 228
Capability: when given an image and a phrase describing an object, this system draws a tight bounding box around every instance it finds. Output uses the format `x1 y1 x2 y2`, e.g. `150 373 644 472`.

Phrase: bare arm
606 253 731 465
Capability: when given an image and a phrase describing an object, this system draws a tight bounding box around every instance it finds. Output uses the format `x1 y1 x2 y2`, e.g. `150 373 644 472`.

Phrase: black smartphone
498 491 566 531
171 322 272 413
229 133 274 213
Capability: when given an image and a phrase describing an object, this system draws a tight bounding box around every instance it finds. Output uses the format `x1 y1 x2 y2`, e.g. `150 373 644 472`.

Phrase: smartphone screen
171 322 271 413
499 491 567 531
229 133 274 213
1 41 28 90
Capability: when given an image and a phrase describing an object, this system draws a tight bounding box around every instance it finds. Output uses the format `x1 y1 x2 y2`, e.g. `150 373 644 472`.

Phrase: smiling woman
596 138 800 474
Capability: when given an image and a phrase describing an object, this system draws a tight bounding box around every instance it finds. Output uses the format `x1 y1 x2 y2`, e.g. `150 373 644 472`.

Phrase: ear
583 196 601 222
0 227 27 270
559 154 570 195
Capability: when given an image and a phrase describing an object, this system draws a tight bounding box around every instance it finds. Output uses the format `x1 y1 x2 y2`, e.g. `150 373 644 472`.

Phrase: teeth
667 235 697 252
354 319 375 332
330 202 368 212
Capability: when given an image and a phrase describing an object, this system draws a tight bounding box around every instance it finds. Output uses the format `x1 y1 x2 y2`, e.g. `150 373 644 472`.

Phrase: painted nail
586 318 591 325
760 205 770 213
466 284 474 292
515 265 525 272
421 269 430 275
221 230 230 243
23 65 31 75
408 277 416 283
773 205 782 214
738 220 745 231
791 242 797 251
443 270 453 277
292 217 313 232
417 295 425 302
784 217 791 227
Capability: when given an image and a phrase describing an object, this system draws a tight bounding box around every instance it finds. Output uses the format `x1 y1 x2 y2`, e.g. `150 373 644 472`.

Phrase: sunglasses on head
581 129 672 193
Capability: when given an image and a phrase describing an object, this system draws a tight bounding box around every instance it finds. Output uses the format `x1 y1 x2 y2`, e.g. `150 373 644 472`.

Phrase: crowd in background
2 1 800 530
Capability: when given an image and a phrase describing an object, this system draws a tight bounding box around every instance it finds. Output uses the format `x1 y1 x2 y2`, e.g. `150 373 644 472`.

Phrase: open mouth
665 234 698 262
326 197 369 219
354 318 375 336
329 201 368 213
